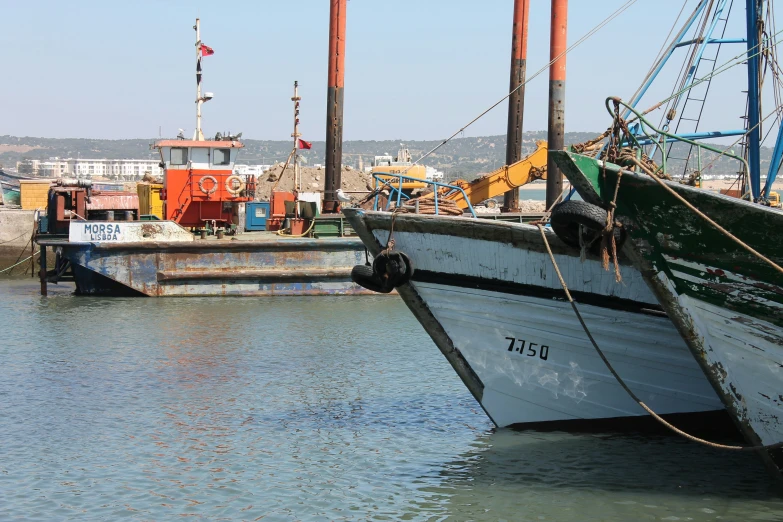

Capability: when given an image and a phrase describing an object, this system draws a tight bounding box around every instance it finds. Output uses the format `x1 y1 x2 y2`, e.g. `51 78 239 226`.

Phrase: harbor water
1 279 782 521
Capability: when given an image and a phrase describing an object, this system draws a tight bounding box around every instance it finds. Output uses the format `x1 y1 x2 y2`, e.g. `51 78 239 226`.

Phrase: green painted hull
552 150 783 478
1 187 20 206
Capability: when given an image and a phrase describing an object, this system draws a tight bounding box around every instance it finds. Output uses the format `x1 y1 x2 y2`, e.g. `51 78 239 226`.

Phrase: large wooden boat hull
344 209 724 428
553 149 783 475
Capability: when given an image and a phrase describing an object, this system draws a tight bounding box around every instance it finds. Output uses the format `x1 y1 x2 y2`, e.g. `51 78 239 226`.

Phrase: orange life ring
225 175 246 196
198 175 218 195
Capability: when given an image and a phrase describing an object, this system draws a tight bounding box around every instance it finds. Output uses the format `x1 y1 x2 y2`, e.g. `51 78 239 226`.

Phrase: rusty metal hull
343 209 724 430
40 237 374 297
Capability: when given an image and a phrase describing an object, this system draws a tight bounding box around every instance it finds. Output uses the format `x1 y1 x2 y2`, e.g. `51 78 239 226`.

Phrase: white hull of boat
412 281 722 426
345 211 724 427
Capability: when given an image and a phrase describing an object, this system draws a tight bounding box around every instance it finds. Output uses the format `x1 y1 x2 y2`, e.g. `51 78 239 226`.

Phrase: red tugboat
155 18 254 234
155 137 251 233
34 19 368 297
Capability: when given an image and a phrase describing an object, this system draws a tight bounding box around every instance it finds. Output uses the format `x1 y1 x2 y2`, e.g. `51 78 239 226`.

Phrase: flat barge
37 220 368 296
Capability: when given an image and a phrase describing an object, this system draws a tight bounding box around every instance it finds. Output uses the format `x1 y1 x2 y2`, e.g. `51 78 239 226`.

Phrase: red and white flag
298 139 312 150
201 44 215 57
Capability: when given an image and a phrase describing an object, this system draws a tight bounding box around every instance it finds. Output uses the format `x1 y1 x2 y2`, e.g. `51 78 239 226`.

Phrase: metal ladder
666 0 735 180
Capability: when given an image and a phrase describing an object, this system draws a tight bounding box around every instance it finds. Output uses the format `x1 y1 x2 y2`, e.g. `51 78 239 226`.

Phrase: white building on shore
17 158 163 180
233 164 272 177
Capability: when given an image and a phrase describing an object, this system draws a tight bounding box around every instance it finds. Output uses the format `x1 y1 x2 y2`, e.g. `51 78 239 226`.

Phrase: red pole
503 0 531 212
545 0 567 208
324 0 347 213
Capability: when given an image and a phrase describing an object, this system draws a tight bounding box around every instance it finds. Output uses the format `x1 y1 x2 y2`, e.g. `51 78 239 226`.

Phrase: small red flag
201 44 215 57
298 139 312 150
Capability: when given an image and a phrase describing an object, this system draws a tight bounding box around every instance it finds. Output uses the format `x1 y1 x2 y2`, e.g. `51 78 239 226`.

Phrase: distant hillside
0 132 769 180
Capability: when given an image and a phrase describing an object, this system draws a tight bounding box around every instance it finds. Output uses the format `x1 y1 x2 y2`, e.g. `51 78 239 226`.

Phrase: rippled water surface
1 280 781 521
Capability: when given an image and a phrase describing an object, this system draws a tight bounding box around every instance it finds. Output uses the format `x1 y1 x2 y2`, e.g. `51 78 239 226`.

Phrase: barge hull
42 237 374 297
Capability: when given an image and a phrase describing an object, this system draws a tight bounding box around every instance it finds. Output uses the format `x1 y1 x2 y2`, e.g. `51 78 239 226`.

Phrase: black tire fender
351 264 394 293
550 200 626 253
372 251 414 287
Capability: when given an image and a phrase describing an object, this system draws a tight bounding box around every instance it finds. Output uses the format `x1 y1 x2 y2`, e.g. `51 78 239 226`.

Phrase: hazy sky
0 1 775 142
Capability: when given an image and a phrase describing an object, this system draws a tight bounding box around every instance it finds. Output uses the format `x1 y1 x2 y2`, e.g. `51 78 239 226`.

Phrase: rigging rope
405 0 641 170
0 231 30 246
276 218 315 238
269 147 297 196
639 24 783 118
627 0 704 107
697 102 783 175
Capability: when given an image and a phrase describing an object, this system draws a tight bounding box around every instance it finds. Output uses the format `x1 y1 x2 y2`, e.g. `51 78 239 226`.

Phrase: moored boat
550 0 783 477
345 208 725 428
553 104 783 475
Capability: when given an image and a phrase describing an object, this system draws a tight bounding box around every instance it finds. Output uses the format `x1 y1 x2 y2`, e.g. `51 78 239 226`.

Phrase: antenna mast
195 18 204 141
292 81 302 192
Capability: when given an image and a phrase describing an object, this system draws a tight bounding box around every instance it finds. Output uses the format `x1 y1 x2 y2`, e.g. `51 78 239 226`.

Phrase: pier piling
545 0 568 208
503 0 530 212
39 246 47 296
323 0 347 214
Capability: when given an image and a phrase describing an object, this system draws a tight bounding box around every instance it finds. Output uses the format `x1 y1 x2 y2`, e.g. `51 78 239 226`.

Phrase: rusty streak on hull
157 268 353 282
76 238 364 252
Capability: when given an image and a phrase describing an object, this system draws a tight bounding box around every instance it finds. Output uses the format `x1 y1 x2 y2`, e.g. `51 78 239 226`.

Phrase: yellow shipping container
19 180 53 210
137 182 164 218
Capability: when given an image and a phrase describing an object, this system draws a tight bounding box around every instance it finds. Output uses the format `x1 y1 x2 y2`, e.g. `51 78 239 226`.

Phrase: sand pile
255 163 373 201
518 199 546 213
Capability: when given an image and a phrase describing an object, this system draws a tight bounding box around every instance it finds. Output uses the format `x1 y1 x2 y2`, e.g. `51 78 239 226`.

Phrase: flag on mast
298 139 312 150
201 44 215 56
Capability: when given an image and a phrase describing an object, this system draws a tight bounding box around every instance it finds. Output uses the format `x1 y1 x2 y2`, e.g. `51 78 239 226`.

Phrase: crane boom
422 141 548 209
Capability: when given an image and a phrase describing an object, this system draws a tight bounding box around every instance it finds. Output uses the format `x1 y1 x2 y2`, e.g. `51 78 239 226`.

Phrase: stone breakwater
0 209 35 269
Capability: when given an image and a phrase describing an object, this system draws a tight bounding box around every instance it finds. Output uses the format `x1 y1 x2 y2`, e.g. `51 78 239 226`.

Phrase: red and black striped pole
545 0 567 208
503 0 531 212
323 0 347 214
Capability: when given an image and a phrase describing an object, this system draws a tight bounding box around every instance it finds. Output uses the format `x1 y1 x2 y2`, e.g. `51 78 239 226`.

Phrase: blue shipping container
246 201 270 231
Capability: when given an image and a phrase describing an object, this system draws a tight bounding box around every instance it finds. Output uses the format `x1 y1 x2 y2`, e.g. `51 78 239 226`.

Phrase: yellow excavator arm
426 140 548 209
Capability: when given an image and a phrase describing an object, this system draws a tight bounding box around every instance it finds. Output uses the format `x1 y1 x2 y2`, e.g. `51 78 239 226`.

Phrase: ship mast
323 0 347 213
503 0 530 212
292 81 302 192
745 0 762 200
545 0 568 208
195 18 204 141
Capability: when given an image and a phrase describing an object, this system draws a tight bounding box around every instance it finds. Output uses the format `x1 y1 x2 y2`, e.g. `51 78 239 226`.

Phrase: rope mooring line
0 231 30 246
0 251 39 274
535 223 783 452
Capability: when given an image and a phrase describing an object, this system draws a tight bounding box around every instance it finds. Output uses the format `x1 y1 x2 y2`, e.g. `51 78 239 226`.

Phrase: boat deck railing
371 172 477 218
607 97 750 190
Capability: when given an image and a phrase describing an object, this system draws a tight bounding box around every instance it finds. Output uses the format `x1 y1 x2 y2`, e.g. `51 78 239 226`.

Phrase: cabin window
171 147 188 165
191 147 209 164
213 148 230 166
